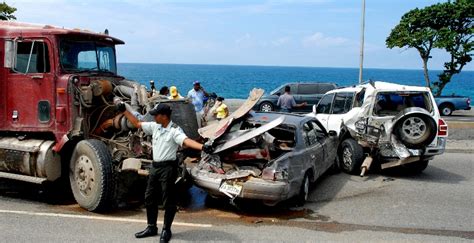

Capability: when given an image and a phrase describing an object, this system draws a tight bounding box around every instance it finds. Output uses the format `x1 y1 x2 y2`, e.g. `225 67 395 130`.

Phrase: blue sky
10 0 472 70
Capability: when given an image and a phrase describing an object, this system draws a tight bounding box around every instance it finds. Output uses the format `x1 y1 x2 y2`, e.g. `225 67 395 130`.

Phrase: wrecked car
190 92 338 205
308 81 448 176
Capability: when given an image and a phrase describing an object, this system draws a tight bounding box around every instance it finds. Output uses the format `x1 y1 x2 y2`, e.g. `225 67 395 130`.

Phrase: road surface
0 152 472 242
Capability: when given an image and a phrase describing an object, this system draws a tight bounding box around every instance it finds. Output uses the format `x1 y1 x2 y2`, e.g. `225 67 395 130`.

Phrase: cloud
271 36 291 47
302 32 349 48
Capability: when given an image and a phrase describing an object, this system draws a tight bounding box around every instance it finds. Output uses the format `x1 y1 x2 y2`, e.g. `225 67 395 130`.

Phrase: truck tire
438 103 453 116
401 160 429 174
69 139 115 212
339 138 364 175
259 102 274 112
394 114 437 149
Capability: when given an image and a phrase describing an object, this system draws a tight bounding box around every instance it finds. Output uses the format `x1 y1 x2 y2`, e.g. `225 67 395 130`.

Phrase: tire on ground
394 113 437 149
296 171 311 206
69 139 116 212
339 138 364 175
438 103 454 116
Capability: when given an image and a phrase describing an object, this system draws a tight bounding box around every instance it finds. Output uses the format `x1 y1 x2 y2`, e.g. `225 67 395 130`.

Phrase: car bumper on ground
190 168 290 203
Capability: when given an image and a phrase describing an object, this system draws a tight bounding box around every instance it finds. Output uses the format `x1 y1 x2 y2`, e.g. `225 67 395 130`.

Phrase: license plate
219 181 242 196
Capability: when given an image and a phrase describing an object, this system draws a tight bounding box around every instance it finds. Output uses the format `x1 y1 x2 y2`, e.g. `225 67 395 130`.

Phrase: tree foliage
0 1 16 20
386 0 473 96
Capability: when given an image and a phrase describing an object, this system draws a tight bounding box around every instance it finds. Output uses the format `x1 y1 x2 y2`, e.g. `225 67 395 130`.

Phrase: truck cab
0 21 198 211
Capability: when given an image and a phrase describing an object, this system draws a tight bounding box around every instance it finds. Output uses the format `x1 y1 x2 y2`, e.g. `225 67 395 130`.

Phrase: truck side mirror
312 104 317 114
4 40 14 68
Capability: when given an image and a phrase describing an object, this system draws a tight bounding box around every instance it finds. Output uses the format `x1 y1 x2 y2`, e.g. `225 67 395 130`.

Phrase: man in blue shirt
277 85 306 112
187 80 208 127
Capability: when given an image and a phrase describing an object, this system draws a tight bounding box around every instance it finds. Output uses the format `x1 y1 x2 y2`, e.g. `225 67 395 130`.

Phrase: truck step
0 172 47 184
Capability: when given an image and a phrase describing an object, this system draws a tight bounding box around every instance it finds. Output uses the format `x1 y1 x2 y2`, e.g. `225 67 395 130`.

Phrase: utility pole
358 0 366 84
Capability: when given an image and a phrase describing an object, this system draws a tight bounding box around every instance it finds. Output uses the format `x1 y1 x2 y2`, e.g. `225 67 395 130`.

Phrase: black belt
152 160 177 168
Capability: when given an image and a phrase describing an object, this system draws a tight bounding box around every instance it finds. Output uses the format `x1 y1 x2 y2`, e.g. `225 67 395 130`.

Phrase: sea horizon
117 63 474 99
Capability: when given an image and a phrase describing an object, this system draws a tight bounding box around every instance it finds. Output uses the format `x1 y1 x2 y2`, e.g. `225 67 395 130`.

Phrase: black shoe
160 229 172 243
135 226 158 238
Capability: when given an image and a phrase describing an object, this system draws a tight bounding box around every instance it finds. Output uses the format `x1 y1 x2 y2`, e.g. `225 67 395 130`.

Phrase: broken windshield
59 40 117 74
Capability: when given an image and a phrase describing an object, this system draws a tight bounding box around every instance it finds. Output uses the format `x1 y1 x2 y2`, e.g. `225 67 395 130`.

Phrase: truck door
5 39 55 130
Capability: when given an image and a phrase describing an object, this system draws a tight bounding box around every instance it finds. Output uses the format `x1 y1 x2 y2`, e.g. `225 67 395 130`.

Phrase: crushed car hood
198 88 264 140
214 115 285 153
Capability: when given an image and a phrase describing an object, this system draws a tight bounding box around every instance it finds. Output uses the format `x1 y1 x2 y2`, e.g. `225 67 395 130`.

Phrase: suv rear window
373 92 433 116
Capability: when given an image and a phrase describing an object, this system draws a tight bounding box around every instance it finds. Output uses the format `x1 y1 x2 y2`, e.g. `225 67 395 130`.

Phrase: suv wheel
259 102 274 112
395 114 436 149
339 138 364 175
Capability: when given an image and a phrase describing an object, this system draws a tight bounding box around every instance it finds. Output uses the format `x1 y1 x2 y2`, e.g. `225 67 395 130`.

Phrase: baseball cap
149 103 172 116
193 80 200 85
170 86 178 96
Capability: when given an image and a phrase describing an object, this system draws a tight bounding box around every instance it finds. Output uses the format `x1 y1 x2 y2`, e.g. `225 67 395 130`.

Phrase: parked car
255 82 337 113
189 111 338 206
435 95 471 116
307 81 448 176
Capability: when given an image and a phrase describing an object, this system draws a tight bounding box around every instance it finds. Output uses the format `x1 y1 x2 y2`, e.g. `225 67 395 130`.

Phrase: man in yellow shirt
214 97 229 120
168 86 183 100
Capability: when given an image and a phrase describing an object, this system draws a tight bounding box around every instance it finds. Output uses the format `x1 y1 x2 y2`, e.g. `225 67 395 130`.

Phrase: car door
315 93 335 131
311 120 337 171
5 39 55 130
301 120 326 179
326 92 355 133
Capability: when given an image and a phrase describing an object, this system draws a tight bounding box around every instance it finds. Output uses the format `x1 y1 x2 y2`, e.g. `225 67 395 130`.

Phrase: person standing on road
118 103 213 242
276 85 306 112
187 80 208 127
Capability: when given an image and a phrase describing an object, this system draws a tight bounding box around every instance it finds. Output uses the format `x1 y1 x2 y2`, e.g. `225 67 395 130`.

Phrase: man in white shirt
120 103 212 242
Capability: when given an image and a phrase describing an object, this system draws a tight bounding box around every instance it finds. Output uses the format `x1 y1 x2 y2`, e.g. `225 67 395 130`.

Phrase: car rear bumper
190 169 290 202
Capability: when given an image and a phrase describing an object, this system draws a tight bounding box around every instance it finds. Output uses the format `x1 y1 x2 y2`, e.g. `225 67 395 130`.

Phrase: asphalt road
0 152 472 242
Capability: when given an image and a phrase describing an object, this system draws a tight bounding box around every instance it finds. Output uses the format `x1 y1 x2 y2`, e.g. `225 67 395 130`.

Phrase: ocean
117 63 474 99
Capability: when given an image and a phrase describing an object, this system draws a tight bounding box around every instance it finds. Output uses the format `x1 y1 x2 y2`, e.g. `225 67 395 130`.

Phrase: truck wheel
296 172 311 206
259 102 274 112
401 160 429 174
438 104 453 116
339 138 364 175
395 114 436 149
69 139 115 212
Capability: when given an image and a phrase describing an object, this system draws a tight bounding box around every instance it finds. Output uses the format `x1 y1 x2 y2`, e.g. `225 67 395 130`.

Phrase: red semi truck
0 21 198 211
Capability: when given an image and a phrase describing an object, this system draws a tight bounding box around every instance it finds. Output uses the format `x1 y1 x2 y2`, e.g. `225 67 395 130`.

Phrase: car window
298 84 318 94
373 91 433 116
332 92 354 114
317 84 336 94
302 121 326 146
353 88 366 107
316 93 334 114
271 84 297 95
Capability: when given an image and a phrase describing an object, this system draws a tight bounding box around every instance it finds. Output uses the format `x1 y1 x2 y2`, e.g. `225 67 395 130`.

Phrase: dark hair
284 85 291 92
217 96 224 101
159 86 169 95
149 104 172 118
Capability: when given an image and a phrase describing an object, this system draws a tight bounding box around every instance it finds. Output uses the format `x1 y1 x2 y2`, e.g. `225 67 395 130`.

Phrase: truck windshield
59 40 117 74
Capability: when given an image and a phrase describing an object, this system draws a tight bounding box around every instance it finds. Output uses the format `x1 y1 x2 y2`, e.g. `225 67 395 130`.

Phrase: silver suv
308 81 448 176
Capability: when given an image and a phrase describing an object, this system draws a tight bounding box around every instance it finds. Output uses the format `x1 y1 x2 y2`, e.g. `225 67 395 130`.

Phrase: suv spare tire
394 113 437 149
